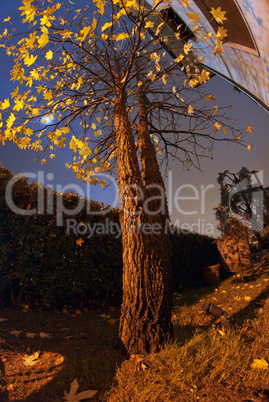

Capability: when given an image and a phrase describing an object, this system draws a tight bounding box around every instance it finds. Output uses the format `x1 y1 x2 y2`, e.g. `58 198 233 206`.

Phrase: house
146 0 269 112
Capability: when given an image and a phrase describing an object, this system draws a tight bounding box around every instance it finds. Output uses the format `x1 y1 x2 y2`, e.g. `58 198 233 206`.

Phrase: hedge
0 167 218 307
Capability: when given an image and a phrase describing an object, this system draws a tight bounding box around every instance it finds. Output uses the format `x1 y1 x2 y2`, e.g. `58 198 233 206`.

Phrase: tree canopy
0 0 251 184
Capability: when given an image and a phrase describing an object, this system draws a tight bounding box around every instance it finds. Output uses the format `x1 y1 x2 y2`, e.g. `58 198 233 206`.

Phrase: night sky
0 0 269 237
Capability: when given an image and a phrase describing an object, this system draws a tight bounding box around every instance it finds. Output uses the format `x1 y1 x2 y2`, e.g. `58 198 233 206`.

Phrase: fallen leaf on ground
55 355 65 365
108 319 118 325
244 296 252 301
27 332 38 338
10 330 22 337
217 329 225 336
0 318 8 322
250 358 268 370
39 332 51 338
100 314 111 319
23 352 40 366
63 378 97 401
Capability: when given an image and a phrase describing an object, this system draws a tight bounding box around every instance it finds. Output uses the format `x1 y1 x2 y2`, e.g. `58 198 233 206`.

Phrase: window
193 0 256 51
160 7 196 43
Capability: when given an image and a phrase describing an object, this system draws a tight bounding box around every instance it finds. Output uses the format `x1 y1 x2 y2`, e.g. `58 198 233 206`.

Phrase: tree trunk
114 89 173 355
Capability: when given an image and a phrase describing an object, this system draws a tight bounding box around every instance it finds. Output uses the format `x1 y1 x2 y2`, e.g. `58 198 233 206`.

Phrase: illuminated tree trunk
114 89 173 355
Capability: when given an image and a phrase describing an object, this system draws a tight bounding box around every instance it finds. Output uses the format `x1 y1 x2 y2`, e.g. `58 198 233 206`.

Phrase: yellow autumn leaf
216 26 228 40
3 16 11 22
145 21 154 29
38 34 49 48
25 33 36 48
199 69 210 84
77 26 91 42
247 145 252 151
184 42 192 54
205 94 215 100
1 98 10 110
24 54 37 66
174 54 184 63
244 296 251 301
246 125 252 133
250 358 268 370
101 21 112 32
213 122 221 131
45 50 53 60
162 74 167 85
179 0 192 7
235 135 241 142
186 12 200 23
111 32 129 41
203 32 213 40
210 7 227 24
76 238 84 246
188 104 194 114
93 0 105 14
217 329 225 336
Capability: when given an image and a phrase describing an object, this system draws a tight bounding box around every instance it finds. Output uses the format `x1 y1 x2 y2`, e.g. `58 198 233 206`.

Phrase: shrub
0 167 218 307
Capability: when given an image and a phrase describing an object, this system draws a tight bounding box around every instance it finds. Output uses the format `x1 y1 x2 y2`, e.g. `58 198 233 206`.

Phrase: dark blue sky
0 0 269 236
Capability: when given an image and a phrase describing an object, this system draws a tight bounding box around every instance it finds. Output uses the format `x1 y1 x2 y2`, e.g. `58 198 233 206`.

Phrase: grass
1 264 269 401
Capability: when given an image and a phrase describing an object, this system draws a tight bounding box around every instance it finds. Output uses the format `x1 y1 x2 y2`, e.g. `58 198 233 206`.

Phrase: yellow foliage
186 12 200 23
38 28 49 48
76 26 91 42
216 26 228 40
45 50 53 60
101 22 113 32
188 105 194 114
198 69 210 84
213 122 221 131
111 32 129 41
24 54 37 66
183 42 192 55
179 0 192 7
93 0 105 15
210 7 227 24
1 98 10 110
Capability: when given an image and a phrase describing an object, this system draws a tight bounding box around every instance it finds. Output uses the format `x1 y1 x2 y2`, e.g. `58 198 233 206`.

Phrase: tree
0 0 251 354
215 167 269 249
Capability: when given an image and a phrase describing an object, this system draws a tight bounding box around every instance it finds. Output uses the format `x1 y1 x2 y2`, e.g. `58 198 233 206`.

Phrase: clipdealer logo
5 170 216 235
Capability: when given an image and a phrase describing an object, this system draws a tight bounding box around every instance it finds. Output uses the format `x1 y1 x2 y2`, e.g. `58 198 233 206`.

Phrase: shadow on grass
230 285 269 327
0 307 126 402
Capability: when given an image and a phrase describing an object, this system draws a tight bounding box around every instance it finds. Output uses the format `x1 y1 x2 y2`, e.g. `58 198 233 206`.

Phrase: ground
1 263 269 401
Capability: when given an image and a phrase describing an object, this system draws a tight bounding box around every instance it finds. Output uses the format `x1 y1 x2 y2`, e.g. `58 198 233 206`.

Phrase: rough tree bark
114 85 173 355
